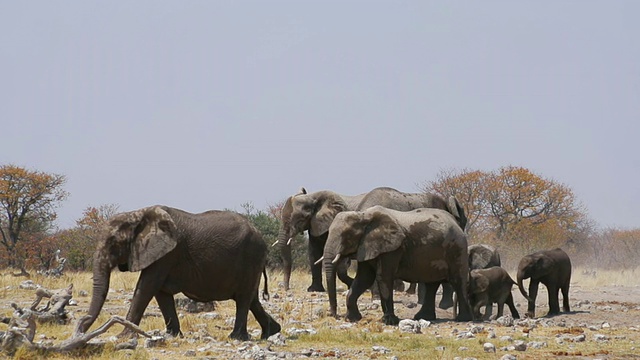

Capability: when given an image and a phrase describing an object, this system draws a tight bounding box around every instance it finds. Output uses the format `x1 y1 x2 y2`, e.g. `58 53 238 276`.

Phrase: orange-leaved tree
56 204 119 271
0 165 68 272
421 166 589 255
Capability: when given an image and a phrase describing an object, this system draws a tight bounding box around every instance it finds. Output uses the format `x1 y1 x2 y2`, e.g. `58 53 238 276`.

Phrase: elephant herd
77 186 573 341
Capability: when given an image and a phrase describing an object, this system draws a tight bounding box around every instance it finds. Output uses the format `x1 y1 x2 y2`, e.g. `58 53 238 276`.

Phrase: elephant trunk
517 269 530 301
324 255 339 318
276 223 292 290
80 254 113 333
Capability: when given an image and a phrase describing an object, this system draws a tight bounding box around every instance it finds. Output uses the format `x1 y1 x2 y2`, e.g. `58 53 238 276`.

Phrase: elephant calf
469 266 519 320
517 248 572 318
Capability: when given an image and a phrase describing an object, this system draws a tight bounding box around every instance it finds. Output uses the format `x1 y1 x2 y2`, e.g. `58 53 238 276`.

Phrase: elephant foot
381 314 400 326
406 285 416 295
165 328 183 338
346 311 362 323
413 310 436 321
307 284 326 292
229 330 251 341
438 298 454 310
260 321 282 339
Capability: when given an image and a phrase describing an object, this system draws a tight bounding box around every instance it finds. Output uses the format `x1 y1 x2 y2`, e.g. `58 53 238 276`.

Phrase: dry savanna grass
0 266 639 359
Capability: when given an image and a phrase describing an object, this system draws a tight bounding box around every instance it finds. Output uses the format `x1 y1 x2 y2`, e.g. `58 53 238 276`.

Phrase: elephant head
517 252 553 301
468 244 501 269
79 206 177 333
276 188 349 289
468 269 490 318
323 207 405 316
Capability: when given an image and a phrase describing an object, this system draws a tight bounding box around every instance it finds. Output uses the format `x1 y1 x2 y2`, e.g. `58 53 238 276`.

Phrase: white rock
496 315 514 327
268 333 286 346
483 343 496 353
513 340 527 351
372 345 390 353
398 319 421 334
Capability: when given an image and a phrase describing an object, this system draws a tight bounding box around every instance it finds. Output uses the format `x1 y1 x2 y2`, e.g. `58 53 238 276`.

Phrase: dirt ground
2 273 640 359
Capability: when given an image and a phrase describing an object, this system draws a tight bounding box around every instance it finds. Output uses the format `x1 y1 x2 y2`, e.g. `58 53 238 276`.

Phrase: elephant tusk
287 237 293 245
314 256 325 265
272 241 279 247
332 254 341 264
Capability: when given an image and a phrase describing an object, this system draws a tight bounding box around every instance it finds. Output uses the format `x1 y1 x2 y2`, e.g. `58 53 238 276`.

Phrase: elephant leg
346 262 376 322
414 282 438 320
506 293 520 318
393 279 405 292
485 300 494 320
249 296 282 339
155 291 181 337
417 282 426 304
370 281 381 300
448 268 473 321
494 301 504 319
120 273 163 338
439 283 455 309
526 280 539 318
229 295 252 341
406 282 416 295
307 236 326 292
561 284 571 313
336 258 354 288
546 283 561 316
376 256 400 325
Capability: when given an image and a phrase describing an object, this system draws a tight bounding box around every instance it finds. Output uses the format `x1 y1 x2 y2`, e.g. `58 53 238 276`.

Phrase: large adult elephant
276 187 467 292
517 248 572 318
323 206 473 323
78 206 281 341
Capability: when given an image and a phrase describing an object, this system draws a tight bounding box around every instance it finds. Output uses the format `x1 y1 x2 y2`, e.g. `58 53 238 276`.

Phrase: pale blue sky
1 2 638 229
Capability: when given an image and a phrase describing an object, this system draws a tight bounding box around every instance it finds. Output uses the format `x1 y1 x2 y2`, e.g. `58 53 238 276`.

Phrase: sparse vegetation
0 267 639 359
1 163 640 358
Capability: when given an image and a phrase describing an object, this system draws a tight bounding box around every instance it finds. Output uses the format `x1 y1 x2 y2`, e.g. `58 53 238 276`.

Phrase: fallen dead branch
1 301 151 355
28 283 74 324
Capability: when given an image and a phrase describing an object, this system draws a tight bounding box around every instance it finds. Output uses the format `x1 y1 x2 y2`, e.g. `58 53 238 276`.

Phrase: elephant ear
309 194 348 237
447 196 468 231
129 206 178 272
356 209 404 262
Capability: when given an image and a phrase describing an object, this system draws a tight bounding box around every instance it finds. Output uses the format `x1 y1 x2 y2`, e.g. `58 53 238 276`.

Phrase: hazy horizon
1 2 637 230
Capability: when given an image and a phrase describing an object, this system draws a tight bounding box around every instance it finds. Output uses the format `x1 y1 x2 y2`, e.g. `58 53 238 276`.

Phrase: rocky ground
2 275 640 359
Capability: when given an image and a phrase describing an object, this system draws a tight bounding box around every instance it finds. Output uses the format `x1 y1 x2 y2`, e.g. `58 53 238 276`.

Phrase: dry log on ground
0 308 150 355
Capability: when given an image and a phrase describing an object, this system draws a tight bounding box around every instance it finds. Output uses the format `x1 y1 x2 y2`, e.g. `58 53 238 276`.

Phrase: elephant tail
261 268 270 301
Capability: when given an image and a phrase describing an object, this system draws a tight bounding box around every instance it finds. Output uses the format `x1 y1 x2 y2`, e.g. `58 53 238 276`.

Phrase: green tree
239 202 307 271
0 165 68 272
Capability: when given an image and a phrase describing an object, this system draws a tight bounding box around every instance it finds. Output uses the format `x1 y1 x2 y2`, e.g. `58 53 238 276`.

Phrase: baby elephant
469 266 520 320
517 248 572 318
